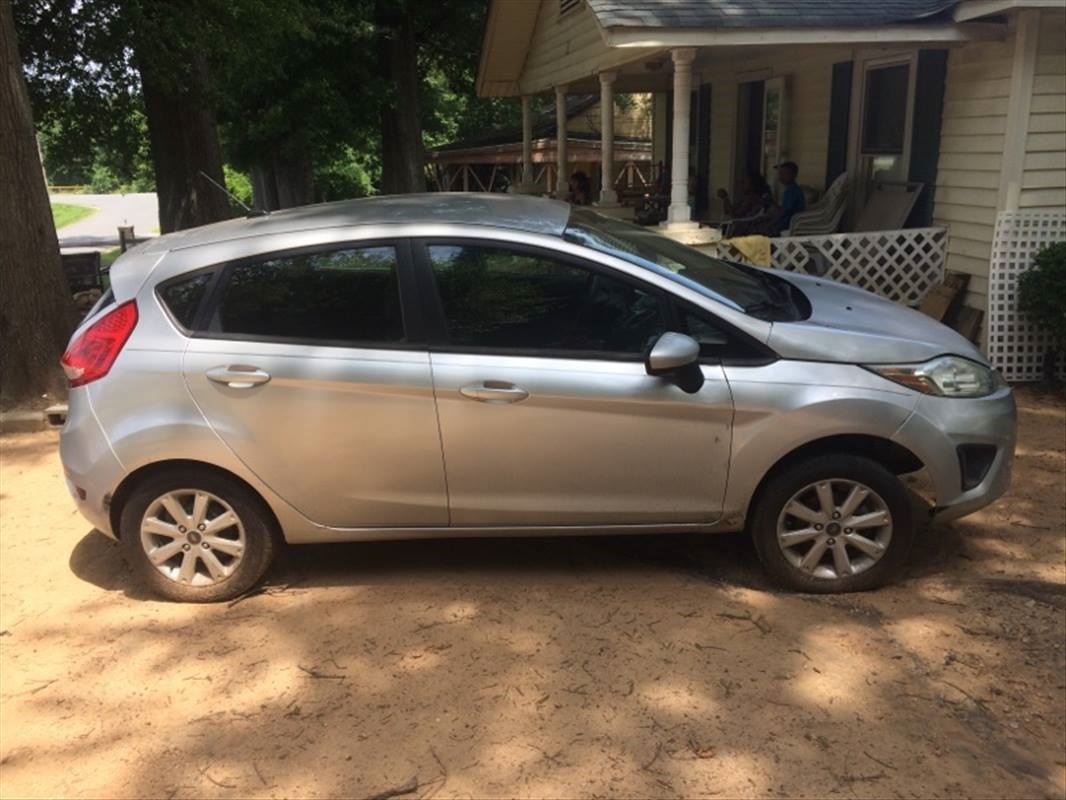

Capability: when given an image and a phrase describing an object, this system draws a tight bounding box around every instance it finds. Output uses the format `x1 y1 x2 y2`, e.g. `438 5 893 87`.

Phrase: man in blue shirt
771 161 805 235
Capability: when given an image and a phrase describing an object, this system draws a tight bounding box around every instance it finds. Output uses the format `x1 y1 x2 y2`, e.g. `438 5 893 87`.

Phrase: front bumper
892 385 1017 522
59 388 124 538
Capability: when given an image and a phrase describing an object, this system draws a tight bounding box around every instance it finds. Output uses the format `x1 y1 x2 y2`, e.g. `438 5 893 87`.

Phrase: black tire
750 454 914 593
120 468 278 603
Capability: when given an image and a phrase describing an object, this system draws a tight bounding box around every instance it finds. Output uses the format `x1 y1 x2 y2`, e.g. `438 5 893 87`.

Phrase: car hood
765 271 987 365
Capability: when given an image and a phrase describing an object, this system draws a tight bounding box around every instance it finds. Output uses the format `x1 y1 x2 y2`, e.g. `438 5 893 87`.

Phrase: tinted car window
216 246 403 344
429 244 666 355
160 273 211 329
678 305 769 362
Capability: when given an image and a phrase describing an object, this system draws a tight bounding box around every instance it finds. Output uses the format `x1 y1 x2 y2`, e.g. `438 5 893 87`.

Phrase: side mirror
645 332 705 394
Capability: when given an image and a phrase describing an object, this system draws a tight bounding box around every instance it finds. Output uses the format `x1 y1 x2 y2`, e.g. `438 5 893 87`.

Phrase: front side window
564 209 809 322
215 246 403 344
428 244 666 355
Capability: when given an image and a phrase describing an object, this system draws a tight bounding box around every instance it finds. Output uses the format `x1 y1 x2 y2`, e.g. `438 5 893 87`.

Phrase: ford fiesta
59 194 1016 602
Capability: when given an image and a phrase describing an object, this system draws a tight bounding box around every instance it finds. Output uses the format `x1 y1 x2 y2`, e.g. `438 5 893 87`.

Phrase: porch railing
716 226 948 307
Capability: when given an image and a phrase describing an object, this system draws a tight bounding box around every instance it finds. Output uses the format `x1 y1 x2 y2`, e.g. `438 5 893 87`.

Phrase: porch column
598 71 618 206
521 95 533 185
555 84 568 198
667 48 696 225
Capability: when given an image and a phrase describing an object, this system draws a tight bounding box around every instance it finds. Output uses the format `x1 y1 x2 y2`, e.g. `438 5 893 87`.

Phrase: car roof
136 193 573 254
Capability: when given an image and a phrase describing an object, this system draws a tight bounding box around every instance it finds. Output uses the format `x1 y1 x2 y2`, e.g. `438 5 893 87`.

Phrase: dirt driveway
1 388 1063 799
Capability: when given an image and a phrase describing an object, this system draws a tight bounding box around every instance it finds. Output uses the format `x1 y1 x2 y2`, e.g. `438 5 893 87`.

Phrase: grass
51 202 96 229
100 247 122 270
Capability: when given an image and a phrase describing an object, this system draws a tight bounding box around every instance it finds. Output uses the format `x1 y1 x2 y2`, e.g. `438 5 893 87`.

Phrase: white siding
518 1 660 95
931 36 1015 307
1021 10 1066 211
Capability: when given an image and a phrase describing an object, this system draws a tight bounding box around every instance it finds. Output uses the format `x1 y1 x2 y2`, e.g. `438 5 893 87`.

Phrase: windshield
564 208 808 321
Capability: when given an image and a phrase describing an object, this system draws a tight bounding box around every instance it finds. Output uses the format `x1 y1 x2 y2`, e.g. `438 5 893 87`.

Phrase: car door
180 240 448 528
415 239 735 527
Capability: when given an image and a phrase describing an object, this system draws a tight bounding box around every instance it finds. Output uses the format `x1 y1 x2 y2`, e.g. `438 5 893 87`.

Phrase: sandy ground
1 387 1063 800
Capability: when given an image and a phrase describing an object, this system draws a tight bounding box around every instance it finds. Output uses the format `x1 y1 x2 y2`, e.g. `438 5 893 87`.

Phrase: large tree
0 0 77 406
14 0 232 233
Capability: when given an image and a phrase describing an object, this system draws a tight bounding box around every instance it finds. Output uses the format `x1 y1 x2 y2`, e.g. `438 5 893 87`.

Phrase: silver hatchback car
59 194 1015 602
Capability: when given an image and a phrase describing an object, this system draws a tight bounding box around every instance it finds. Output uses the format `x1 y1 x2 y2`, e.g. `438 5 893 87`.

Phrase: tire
750 454 914 593
120 468 278 602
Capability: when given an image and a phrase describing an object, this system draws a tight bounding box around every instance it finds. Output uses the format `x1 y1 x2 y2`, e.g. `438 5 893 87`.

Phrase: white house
476 0 1066 380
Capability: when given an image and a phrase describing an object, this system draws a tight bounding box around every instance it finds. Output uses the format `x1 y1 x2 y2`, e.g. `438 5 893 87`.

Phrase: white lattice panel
712 227 947 306
771 227 947 306
987 211 1066 382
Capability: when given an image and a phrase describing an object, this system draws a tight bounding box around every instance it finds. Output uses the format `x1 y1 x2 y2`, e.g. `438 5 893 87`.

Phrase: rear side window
214 246 404 345
428 243 666 355
160 273 211 329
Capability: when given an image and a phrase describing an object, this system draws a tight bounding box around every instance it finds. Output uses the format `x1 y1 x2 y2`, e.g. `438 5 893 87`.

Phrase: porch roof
477 0 1010 96
585 0 957 29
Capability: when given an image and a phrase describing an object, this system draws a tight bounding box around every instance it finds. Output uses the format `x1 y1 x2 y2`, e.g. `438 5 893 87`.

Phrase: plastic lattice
987 211 1066 382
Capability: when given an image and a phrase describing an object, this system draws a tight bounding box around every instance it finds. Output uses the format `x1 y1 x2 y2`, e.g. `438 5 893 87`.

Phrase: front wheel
750 454 915 593
120 469 278 602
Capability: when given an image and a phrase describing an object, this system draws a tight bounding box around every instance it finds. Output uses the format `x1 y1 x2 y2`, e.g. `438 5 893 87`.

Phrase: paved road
52 192 159 250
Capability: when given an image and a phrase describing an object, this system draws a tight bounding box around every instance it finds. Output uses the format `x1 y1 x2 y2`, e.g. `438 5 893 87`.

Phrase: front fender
721 362 919 525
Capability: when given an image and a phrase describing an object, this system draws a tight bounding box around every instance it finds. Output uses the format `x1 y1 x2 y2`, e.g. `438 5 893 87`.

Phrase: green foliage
1018 241 1066 348
314 149 379 201
223 165 253 206
51 203 96 229
16 0 531 202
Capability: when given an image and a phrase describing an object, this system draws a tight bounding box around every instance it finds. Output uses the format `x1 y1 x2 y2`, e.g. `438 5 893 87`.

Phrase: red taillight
61 300 138 387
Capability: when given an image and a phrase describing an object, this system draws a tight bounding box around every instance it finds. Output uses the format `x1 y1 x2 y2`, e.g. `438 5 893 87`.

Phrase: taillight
61 300 138 387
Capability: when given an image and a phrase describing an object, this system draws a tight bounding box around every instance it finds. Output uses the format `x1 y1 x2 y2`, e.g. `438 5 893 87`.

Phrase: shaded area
1 387 1063 799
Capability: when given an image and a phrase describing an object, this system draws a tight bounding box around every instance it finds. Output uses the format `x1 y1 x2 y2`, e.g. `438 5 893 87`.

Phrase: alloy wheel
775 479 893 581
139 489 245 586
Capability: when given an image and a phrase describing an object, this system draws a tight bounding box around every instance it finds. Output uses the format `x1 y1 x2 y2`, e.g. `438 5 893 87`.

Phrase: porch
478 1 1066 371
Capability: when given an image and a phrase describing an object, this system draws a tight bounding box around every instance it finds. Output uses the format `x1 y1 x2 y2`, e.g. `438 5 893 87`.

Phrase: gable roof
430 95 647 154
585 0 959 29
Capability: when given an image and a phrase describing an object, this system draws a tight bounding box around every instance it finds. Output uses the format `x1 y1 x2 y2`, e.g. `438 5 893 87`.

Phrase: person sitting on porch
716 170 772 219
730 161 806 237
772 161 806 235
567 171 592 205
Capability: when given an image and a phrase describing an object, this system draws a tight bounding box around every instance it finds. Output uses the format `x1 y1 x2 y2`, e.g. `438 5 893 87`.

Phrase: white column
667 48 696 225
598 71 618 206
555 84 568 199
521 95 533 186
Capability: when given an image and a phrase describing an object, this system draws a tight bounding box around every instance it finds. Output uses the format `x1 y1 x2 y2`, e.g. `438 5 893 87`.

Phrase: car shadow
68 526 770 600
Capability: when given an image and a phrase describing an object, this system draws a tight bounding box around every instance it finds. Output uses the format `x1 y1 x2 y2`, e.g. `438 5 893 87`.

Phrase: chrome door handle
206 365 272 389
459 381 529 404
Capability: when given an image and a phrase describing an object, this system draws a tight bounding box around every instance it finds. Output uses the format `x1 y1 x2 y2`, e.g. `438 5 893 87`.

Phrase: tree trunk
138 51 231 233
0 1 77 407
250 143 315 212
377 2 426 194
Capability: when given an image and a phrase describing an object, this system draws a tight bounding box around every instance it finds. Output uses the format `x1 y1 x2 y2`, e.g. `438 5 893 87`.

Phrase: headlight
866 356 1001 398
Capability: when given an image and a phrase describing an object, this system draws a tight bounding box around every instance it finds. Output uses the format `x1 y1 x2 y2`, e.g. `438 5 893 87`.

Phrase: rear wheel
750 455 914 593
120 469 277 602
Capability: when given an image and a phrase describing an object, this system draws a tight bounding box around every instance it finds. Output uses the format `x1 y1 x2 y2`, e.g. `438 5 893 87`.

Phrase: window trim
177 238 425 351
411 237 744 363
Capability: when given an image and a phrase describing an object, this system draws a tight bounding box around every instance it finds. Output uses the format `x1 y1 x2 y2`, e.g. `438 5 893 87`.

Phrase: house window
861 64 909 154
852 53 918 203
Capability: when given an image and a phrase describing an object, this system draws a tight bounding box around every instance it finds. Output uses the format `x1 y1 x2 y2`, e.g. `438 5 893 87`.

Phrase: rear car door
415 239 735 527
179 240 448 528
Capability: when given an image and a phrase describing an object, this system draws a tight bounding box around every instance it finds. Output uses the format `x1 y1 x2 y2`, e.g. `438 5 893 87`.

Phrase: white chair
783 172 850 236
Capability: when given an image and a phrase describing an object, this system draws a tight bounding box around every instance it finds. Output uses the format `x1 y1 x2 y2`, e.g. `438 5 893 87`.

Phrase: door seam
427 353 453 525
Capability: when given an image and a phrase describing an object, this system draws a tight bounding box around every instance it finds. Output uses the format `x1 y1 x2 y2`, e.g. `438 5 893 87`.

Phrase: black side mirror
645 332 705 394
